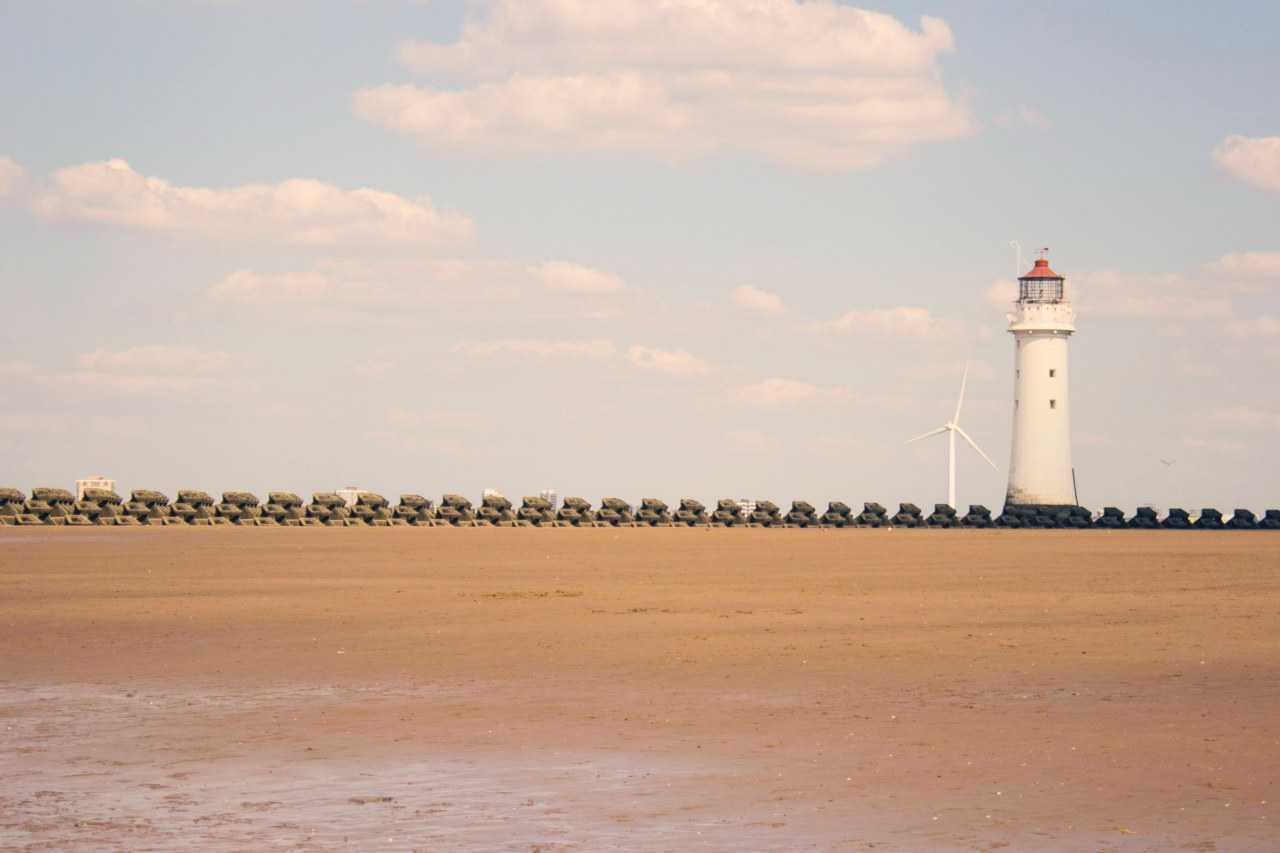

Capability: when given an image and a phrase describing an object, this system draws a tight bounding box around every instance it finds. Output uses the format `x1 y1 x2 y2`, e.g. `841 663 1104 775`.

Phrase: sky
1 0 1278 512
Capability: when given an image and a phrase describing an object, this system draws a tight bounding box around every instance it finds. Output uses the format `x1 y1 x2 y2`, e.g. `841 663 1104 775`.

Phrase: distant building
737 499 757 515
482 488 505 501
336 486 366 508
539 489 559 511
76 476 115 501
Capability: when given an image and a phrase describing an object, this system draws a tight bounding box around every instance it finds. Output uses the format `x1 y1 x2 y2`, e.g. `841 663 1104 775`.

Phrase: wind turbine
906 362 999 510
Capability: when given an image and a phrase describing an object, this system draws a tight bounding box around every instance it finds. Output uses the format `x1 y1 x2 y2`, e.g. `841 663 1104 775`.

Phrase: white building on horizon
76 475 115 501
1005 251 1078 508
336 486 366 508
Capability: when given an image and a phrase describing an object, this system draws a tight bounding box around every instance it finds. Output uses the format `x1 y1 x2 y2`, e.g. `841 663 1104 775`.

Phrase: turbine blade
954 425 998 471
953 361 970 424
905 426 949 445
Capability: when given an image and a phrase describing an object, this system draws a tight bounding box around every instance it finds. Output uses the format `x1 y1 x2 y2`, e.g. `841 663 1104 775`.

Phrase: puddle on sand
0 682 821 852
1 682 1233 852
3 752 799 851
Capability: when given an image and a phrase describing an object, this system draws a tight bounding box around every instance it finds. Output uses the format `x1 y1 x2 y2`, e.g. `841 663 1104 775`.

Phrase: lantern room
1018 251 1065 303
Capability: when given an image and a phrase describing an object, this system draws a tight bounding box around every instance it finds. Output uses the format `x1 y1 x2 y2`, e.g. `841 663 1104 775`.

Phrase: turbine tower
1005 249 1077 510
907 362 998 510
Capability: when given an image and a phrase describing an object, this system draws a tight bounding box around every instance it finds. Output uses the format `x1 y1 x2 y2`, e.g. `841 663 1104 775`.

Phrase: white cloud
24 370 210 398
78 345 234 375
0 156 24 197
900 359 996 382
1213 135 1280 193
2 347 239 399
209 258 631 313
1181 436 1247 454
207 264 495 309
984 278 1018 310
0 413 67 434
54 372 217 397
62 346 237 396
0 360 36 380
357 75 702 160
1072 271 1233 321
1224 315 1280 339
0 412 145 436
352 355 398 379
1018 105 1052 130
531 261 625 294
626 345 715 377
1208 405 1280 431
398 0 956 76
1208 251 1280 284
731 285 785 316
209 270 335 305
357 0 971 170
723 429 778 454
729 377 845 409
35 159 474 249
1177 362 1218 379
451 338 617 359
808 306 955 338
385 407 484 429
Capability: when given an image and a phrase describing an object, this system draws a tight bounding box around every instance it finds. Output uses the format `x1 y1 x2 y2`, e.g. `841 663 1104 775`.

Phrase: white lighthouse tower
1005 250 1077 509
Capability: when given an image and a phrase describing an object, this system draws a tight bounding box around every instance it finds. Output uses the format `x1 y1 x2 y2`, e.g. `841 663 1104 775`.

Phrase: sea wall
1 488 1276 530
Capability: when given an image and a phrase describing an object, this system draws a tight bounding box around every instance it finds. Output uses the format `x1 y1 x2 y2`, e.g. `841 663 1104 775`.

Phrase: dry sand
1 528 1278 851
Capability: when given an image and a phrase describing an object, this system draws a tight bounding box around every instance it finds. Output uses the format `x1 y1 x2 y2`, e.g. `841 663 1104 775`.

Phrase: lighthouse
1005 250 1077 510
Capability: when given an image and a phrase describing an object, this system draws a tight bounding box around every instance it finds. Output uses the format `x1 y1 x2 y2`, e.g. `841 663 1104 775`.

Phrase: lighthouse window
1019 279 1064 303
1049 369 1056 378
1050 399 1057 409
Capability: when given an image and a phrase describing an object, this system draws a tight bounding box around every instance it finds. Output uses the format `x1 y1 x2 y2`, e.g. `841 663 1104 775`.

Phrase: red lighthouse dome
1020 258 1063 280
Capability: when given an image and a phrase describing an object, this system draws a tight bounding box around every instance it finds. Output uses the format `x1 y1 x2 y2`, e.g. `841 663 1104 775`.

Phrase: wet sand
1 528 1277 851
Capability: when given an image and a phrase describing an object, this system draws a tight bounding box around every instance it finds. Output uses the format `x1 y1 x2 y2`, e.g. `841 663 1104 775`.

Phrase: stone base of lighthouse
997 502 1092 529
1002 502 1084 519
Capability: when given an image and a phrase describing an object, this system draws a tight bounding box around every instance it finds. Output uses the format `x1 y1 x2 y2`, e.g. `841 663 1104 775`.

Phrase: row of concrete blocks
2 488 1277 530
0 491 982 529
838 504 1280 530
1090 506 1280 530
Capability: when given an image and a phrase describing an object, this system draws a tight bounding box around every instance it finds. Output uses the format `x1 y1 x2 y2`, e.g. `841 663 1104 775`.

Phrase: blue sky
1 0 1278 511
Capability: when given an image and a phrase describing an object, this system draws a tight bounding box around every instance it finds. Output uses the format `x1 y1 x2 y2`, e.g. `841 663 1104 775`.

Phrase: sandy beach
2 528 1277 850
